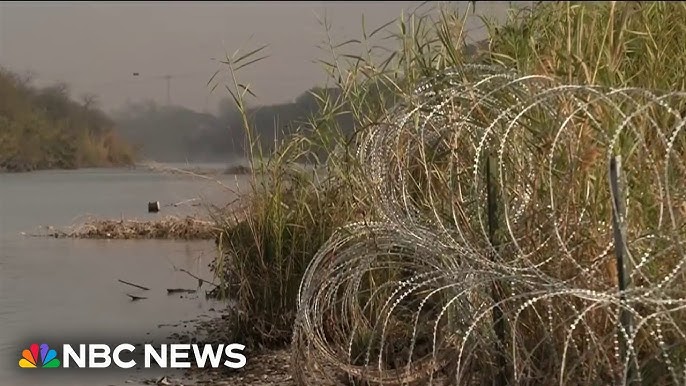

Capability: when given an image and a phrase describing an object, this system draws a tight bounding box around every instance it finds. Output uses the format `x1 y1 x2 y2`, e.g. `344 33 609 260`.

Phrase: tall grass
208 46 366 345
211 2 686 383
482 1 686 89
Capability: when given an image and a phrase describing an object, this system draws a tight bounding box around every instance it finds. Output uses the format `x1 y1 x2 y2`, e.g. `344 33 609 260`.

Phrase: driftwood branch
167 288 197 295
118 279 150 291
175 268 219 288
126 294 147 301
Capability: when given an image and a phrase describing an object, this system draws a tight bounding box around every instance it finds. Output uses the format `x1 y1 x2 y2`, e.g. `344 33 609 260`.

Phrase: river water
0 165 248 386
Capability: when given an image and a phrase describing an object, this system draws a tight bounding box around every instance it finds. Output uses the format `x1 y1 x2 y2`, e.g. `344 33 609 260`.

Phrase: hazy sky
0 1 520 114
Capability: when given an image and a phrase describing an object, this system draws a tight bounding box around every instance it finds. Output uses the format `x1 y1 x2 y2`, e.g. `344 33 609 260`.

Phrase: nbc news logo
19 342 246 369
19 344 60 368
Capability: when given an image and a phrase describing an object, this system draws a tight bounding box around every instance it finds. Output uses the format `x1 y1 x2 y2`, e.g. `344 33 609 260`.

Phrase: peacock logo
19 343 61 368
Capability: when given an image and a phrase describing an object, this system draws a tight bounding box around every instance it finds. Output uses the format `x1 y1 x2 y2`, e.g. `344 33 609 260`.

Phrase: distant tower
164 75 172 105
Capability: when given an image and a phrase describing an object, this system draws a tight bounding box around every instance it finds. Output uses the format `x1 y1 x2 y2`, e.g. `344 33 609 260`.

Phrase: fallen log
118 279 150 291
167 288 197 295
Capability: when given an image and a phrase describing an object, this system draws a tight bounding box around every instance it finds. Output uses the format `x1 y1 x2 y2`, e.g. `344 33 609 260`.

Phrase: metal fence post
486 153 509 386
609 155 637 385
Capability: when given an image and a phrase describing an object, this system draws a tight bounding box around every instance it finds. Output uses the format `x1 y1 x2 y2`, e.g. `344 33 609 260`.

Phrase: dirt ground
137 313 296 386
187 349 295 386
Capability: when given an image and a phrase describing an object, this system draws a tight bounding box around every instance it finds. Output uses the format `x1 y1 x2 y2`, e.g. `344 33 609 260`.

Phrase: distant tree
0 69 134 172
81 93 99 110
113 100 236 162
